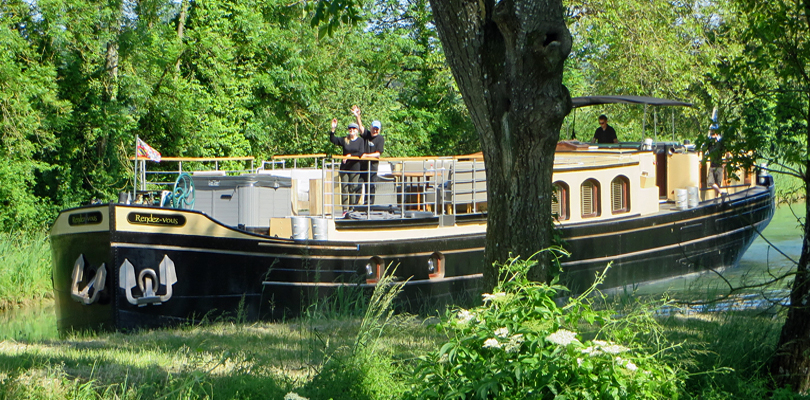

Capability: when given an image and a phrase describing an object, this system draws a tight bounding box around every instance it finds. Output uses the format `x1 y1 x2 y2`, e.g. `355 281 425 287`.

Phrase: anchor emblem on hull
71 255 107 305
119 255 178 306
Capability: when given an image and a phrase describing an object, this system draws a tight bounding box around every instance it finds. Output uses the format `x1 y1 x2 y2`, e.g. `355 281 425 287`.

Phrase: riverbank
0 296 806 399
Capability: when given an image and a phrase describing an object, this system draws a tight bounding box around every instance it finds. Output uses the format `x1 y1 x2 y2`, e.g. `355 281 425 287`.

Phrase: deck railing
258 154 489 220
130 156 255 203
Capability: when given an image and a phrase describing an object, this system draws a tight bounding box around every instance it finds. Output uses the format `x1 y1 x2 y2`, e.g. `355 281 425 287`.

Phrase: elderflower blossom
581 346 601 356
482 292 506 302
494 327 509 338
582 340 627 356
602 344 629 354
456 309 476 324
505 334 524 353
545 329 578 346
483 338 502 349
284 393 309 400
616 357 638 372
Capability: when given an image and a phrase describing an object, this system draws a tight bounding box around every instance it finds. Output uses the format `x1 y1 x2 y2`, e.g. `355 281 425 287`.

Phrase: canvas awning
572 95 693 108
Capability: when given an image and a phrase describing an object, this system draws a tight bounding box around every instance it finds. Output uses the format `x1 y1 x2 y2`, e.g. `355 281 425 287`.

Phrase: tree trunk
771 95 810 394
428 0 572 288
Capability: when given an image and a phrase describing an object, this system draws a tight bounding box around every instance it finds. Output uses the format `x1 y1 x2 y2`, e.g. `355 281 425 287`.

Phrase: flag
137 138 161 162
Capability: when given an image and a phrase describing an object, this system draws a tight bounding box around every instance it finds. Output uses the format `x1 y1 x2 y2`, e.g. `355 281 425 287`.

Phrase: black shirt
362 129 385 172
329 131 365 171
593 125 618 144
707 136 724 167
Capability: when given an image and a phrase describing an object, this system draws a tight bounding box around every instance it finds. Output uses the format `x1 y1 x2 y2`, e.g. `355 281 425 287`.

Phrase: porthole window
552 182 569 221
581 179 601 218
365 256 383 284
428 252 445 279
611 176 630 214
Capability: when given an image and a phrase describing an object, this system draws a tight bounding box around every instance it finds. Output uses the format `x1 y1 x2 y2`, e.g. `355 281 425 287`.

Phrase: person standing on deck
352 106 385 205
329 119 365 212
705 126 725 198
591 114 619 144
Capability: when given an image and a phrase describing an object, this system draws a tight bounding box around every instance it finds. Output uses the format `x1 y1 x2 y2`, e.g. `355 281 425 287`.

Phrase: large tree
316 0 573 286
428 1 572 286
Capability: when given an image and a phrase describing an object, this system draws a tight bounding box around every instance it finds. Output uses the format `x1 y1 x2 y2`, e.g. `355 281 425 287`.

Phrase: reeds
0 230 52 310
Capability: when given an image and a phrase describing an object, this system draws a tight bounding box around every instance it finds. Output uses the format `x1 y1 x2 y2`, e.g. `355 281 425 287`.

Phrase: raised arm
352 105 366 134
328 118 342 146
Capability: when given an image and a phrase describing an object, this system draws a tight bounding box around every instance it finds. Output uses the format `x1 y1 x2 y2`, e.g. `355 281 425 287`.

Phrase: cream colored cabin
551 148 660 224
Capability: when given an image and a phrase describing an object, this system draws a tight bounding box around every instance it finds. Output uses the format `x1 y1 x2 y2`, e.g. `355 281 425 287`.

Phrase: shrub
407 251 684 399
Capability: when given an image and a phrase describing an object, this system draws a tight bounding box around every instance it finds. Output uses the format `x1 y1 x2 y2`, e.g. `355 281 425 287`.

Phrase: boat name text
68 211 103 226
127 212 186 227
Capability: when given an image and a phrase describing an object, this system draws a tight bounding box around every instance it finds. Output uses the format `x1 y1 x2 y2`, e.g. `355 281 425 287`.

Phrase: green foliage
0 230 52 309
296 267 409 400
562 0 727 143
407 253 683 399
0 0 65 230
0 0 475 230
661 311 792 399
705 0 810 187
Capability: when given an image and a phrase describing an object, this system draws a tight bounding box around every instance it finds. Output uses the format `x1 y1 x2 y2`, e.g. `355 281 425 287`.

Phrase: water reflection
0 300 57 341
627 202 804 310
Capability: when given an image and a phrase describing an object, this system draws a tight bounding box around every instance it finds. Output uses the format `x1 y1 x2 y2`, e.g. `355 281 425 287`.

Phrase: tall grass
0 230 52 309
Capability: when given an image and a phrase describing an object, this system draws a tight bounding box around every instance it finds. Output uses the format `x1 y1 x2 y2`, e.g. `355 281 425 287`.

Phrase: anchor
70 255 107 305
119 255 178 306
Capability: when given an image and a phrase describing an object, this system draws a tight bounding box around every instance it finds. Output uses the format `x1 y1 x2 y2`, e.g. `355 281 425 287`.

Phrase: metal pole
134 135 138 199
672 109 675 141
642 104 648 138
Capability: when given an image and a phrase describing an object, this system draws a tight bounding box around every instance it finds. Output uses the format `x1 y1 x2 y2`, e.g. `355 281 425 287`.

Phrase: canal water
1 202 804 341
632 202 804 296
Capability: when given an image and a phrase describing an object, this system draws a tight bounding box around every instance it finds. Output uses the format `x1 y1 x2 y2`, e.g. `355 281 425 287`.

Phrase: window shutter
612 179 624 212
581 182 594 217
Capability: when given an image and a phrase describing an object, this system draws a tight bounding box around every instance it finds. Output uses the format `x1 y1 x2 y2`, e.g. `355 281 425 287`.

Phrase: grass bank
0 230 52 310
0 315 444 400
2 288 809 398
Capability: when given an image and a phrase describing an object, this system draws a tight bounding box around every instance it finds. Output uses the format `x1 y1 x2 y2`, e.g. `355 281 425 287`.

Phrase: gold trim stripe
560 220 768 267
565 199 769 241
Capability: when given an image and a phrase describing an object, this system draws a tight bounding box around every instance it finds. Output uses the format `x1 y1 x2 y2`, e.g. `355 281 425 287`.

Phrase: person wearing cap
329 118 366 210
352 106 385 204
705 125 724 198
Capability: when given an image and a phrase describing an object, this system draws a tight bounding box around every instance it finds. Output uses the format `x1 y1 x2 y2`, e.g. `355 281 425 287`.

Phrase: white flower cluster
505 333 524 353
456 309 476 325
284 393 309 400
482 292 506 302
616 356 638 372
581 339 629 356
545 329 578 347
482 328 524 353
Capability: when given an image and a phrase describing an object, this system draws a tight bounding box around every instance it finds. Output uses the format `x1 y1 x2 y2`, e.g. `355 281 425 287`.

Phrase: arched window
611 175 630 214
581 179 600 218
552 182 569 221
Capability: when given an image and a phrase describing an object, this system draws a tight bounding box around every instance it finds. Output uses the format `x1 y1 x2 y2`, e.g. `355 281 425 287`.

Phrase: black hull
51 186 774 332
